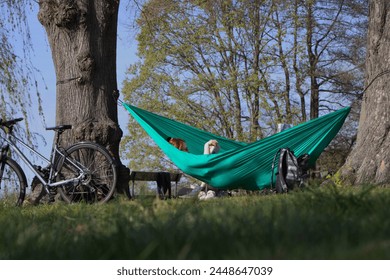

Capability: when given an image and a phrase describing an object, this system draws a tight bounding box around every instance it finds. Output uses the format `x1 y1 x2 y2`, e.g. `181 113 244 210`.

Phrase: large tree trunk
38 0 129 192
339 0 390 185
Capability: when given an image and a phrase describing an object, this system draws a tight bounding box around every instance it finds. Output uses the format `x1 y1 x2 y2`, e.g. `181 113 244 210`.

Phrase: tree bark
305 1 320 120
38 0 129 191
339 0 390 185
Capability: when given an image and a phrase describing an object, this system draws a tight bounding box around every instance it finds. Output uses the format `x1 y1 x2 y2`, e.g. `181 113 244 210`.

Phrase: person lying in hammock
198 139 222 200
168 137 224 200
173 137 220 200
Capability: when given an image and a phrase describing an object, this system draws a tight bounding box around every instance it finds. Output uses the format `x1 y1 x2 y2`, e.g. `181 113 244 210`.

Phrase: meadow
1 185 390 260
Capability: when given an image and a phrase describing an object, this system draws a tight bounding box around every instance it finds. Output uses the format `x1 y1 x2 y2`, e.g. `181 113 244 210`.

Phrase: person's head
167 137 189 152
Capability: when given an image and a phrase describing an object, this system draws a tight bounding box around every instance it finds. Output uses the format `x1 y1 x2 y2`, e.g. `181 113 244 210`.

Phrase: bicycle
0 117 117 206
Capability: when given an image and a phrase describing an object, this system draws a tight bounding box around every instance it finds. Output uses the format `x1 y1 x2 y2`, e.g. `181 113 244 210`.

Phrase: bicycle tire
56 142 117 204
0 157 27 206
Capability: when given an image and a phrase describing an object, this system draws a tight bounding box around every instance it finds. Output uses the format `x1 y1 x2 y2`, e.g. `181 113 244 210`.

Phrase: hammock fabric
123 103 350 190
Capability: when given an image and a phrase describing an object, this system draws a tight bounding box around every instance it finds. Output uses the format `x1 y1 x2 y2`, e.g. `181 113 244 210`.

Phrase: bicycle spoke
56 142 117 204
0 158 27 206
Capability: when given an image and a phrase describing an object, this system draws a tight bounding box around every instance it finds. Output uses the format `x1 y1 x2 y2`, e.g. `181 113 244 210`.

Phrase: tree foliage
0 0 44 141
122 0 368 171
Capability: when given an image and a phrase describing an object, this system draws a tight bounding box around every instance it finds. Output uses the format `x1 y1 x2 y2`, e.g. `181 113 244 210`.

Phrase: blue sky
25 3 137 149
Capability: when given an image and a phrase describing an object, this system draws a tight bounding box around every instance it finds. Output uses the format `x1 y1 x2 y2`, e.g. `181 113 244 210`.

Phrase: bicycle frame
0 130 87 190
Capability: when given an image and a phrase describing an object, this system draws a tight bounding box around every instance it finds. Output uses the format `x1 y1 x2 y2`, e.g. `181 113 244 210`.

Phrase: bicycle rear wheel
0 157 27 206
56 142 117 204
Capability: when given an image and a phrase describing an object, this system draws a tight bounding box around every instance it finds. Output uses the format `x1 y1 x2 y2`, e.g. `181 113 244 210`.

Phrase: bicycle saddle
46 125 72 131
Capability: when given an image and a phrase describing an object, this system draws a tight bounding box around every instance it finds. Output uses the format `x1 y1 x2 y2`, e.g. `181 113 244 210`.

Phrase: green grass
1 185 390 259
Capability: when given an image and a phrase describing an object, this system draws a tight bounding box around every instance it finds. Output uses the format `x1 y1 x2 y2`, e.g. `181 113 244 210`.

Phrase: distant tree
340 0 390 185
125 0 275 142
302 0 368 119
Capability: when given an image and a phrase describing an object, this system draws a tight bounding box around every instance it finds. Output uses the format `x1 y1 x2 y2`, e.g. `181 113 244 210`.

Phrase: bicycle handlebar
0 118 24 128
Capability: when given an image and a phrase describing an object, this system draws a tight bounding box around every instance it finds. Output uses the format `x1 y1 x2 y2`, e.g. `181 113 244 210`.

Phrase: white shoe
205 190 216 199
198 191 207 200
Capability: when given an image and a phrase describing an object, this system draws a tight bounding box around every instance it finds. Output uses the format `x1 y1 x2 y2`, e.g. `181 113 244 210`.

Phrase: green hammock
123 103 350 190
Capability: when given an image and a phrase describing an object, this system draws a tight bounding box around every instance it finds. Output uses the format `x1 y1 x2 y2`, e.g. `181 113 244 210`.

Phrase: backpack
271 148 310 193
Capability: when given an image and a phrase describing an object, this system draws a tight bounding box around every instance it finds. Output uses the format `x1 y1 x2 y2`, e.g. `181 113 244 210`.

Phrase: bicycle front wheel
0 157 27 206
57 142 117 204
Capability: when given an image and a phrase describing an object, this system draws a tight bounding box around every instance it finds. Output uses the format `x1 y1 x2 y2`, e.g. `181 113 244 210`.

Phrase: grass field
1 185 390 260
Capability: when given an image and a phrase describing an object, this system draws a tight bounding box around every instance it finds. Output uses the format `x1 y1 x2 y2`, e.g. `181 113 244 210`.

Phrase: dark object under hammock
123 103 350 190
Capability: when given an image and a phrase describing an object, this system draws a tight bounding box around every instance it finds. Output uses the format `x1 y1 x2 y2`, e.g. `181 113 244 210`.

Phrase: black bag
271 148 310 193
156 172 172 199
